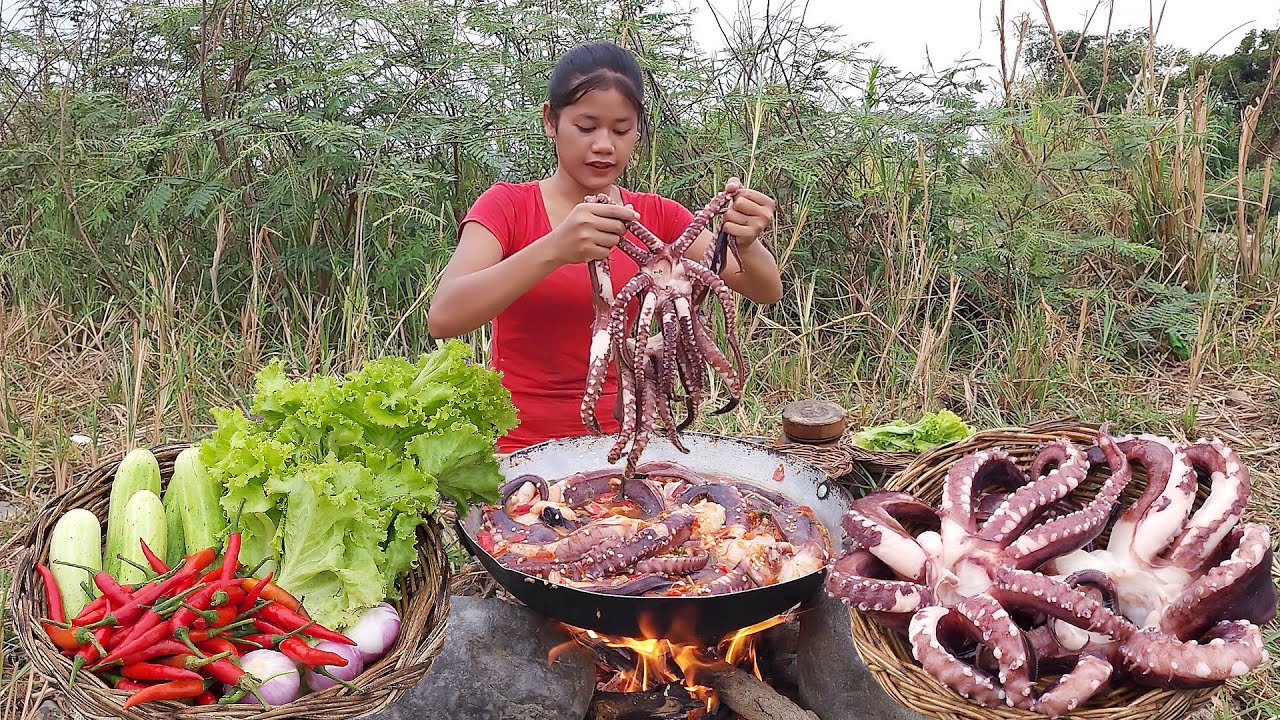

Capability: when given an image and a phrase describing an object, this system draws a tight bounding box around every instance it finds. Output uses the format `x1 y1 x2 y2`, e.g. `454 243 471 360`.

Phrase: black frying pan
454 432 852 644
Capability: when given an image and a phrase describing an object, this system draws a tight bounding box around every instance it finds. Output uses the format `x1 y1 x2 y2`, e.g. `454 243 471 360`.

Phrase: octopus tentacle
564 506 697 580
634 551 709 575
1159 522 1277 639
576 573 675 596
841 493 935 583
1028 652 1113 717
610 291 659 465
825 549 929 634
701 559 754 595
1162 438 1250 571
978 438 1089 545
634 460 703 485
940 448 1027 533
671 180 740 257
581 257 616 435
559 469 623 507
1106 434 1197 564
989 566 1136 642
1028 569 1124 671
500 474 549 505
1119 620 1268 689
676 277 743 411
503 517 638 562
653 316 689 453
622 351 662 478
1007 427 1133 570
617 476 666 518
680 482 746 528
908 595 1033 709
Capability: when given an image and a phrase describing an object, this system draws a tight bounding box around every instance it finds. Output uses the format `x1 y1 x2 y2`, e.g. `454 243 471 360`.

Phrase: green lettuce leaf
850 409 974 452
194 340 519 629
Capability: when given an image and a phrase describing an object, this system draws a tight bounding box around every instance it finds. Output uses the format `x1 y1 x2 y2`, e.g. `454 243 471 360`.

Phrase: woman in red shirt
427 42 784 453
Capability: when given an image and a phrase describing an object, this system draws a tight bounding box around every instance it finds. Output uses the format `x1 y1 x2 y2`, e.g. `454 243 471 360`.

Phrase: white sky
669 0 1277 91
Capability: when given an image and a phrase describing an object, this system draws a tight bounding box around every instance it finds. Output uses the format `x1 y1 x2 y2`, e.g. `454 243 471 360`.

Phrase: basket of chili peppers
8 443 452 719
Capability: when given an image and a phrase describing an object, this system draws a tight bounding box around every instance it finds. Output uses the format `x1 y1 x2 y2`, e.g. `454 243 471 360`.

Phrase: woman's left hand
720 185 776 248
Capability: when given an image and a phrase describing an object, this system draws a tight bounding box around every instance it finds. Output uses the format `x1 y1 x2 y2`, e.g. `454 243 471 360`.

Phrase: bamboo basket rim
844 422 1238 720
8 442 452 720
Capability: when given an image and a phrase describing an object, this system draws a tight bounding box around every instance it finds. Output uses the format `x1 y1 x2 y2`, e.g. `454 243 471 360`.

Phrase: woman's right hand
543 201 640 265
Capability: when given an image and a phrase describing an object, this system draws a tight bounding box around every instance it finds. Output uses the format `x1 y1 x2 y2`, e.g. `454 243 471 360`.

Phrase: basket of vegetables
8 341 520 718
842 409 975 477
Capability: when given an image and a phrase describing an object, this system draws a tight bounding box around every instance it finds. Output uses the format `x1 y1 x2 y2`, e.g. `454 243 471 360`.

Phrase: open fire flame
548 612 793 716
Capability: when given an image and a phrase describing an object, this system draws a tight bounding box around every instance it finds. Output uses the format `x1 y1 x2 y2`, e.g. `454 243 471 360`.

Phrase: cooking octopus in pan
473 460 833 596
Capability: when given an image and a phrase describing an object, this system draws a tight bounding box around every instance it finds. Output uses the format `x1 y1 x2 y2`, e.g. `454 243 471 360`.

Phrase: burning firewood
697 658 820 720
585 682 706 720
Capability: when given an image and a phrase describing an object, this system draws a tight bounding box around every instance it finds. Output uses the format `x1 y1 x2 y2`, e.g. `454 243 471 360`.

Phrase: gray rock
797 593 927 720
369 595 596 720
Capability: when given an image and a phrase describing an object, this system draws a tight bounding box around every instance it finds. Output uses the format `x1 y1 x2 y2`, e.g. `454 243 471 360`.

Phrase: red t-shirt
458 180 695 453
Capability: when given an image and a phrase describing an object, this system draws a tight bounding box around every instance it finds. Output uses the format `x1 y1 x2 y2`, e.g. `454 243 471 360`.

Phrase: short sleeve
459 182 520 256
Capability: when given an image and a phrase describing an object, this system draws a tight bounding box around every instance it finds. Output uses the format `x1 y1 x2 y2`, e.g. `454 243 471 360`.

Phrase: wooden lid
781 399 848 443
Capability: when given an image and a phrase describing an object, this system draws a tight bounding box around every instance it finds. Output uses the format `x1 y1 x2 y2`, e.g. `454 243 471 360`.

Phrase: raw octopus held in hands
473 460 831 596
579 180 748 478
825 423 1277 717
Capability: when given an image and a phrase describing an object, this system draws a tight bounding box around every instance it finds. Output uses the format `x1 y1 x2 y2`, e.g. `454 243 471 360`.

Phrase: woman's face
544 86 640 192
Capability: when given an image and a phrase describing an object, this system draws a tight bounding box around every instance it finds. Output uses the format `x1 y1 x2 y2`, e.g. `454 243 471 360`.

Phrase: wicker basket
847 423 1224 720
770 438 857 482
8 443 452 720
839 433 920 478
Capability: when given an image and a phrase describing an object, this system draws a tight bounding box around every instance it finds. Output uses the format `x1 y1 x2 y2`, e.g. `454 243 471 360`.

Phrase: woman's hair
547 41 647 133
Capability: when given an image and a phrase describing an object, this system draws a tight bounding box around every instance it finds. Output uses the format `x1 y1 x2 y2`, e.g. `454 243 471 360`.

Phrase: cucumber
103 447 162 578
161 479 186 568
116 489 167 587
48 508 102 616
170 447 227 555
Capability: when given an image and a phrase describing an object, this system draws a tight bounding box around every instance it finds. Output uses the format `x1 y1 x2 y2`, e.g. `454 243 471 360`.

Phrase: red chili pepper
511 502 533 515
241 632 276 649
202 656 249 685
253 618 349 668
169 578 240 627
216 586 246 608
65 625 112 685
115 678 154 692
239 570 273 610
156 650 232 672
121 661 203 682
477 529 494 554
36 561 92 650
52 561 132 608
121 678 205 709
195 690 216 705
138 538 170 574
36 564 66 622
220 534 241 582
195 637 240 658
257 601 355 646
282 634 348 667
103 581 206 655
96 619 180 667
201 605 237 629
183 546 218 572
239 576 307 617
113 639 192 667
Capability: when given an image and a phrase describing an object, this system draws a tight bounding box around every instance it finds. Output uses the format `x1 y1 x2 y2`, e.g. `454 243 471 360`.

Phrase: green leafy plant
195 339 517 629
